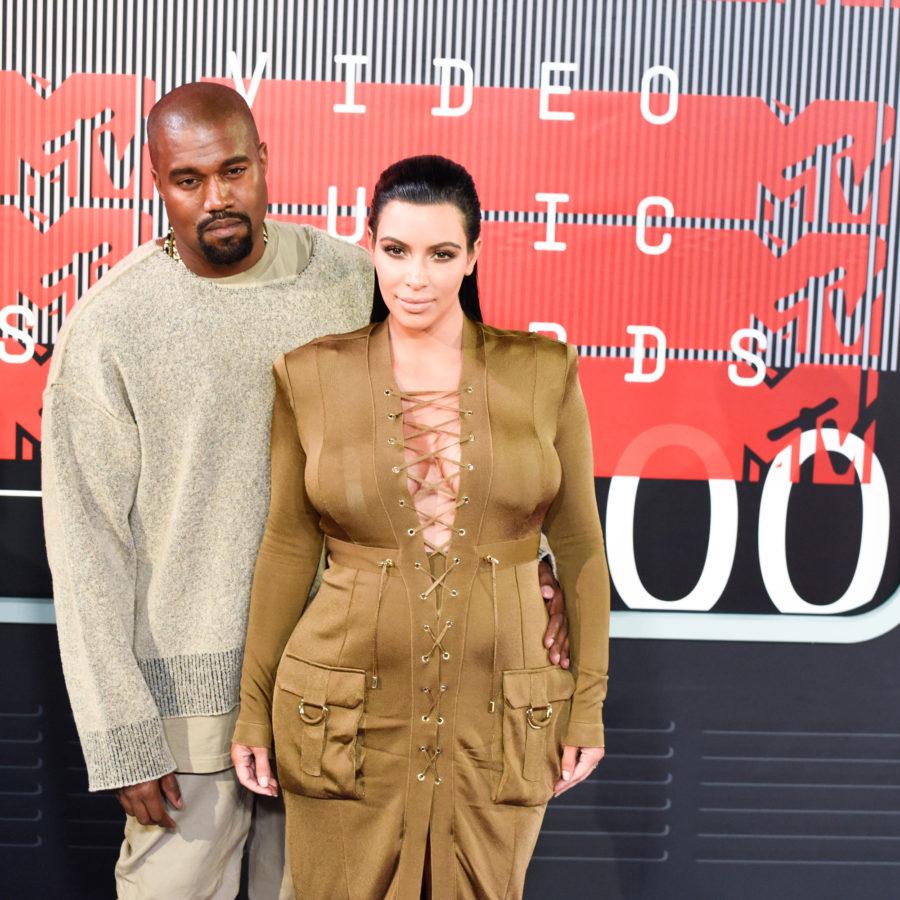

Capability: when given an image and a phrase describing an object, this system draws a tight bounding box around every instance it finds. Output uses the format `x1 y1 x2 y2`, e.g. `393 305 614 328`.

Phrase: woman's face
370 200 481 332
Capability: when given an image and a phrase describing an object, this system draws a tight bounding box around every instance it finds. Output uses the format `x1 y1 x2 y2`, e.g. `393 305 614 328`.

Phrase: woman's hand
231 743 279 797
553 745 604 797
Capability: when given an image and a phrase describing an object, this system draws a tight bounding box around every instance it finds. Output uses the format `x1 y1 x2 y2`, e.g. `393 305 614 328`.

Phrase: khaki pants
115 768 293 899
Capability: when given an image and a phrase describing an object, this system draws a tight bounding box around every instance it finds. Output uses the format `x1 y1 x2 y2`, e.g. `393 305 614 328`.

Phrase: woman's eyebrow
379 236 463 250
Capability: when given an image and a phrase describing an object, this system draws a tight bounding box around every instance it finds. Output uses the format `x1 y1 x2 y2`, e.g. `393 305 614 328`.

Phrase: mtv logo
0 73 156 217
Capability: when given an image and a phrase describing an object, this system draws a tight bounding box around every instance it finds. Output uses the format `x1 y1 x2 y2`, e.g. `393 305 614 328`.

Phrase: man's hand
539 559 570 668
232 743 279 797
116 772 183 828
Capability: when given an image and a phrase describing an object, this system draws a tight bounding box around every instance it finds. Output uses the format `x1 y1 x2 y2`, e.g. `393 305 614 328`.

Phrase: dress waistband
324 534 541 572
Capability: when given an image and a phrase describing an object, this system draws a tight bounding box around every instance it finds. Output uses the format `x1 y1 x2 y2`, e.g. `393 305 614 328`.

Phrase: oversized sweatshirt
41 222 372 791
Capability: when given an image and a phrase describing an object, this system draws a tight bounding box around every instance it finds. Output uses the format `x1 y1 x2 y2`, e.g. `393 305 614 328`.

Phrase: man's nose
203 176 233 211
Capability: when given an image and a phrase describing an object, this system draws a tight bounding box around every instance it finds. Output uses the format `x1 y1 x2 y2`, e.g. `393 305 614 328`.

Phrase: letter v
228 50 269 108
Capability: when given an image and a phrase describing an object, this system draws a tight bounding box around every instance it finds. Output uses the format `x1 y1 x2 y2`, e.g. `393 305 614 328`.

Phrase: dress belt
323 534 541 571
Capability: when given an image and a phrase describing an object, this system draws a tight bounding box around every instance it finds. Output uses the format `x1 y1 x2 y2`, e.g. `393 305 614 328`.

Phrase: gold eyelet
417 773 426 781
462 496 470 504
408 528 416 536
419 592 428 600
458 528 466 536
436 716 445 725
398 498 406 506
392 466 401 474
450 589 459 597
467 463 475 471
384 388 392 395
387 437 396 445
441 651 450 660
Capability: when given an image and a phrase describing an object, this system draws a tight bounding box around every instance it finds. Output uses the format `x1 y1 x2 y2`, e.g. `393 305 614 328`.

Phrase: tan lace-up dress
234 316 610 899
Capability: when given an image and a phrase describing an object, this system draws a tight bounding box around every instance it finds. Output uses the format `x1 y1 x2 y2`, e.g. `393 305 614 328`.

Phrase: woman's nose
404 266 427 288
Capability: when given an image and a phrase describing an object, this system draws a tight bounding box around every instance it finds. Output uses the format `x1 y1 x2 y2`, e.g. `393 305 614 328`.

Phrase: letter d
624 325 666 383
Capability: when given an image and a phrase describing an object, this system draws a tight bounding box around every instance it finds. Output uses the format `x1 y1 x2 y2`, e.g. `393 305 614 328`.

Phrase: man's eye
227 167 247 177
178 178 198 187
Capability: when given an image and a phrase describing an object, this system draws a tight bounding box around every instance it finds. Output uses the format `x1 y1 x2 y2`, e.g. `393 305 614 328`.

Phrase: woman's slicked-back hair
368 155 483 323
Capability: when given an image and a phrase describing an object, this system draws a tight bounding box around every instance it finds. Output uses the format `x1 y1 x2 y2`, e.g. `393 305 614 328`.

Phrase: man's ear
257 142 269 176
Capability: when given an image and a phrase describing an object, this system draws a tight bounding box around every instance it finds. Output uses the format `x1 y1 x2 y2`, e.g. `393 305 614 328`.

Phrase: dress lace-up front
391 387 468 555
388 385 469 784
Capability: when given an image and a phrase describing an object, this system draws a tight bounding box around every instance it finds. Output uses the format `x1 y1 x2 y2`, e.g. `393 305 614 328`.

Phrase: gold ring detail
298 699 329 725
526 703 553 730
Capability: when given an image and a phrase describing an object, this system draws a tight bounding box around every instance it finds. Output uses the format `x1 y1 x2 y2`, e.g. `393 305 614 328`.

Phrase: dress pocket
272 654 367 799
493 665 576 806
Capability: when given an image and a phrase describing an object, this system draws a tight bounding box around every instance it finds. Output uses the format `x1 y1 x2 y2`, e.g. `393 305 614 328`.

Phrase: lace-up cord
485 555 500 712
370 558 394 689
393 388 464 556
417 746 443 784
421 683 447 724
422 620 452 663
419 557 460 604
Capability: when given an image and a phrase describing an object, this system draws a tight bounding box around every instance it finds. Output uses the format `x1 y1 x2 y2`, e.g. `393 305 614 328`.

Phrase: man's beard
196 211 254 265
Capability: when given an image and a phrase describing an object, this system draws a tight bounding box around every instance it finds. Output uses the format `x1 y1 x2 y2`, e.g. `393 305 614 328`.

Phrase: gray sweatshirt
41 223 372 791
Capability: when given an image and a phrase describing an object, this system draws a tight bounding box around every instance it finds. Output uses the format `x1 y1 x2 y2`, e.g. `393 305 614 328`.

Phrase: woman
232 156 610 899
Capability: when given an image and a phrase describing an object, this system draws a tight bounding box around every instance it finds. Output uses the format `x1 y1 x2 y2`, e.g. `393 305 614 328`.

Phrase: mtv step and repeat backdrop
1 1 899 897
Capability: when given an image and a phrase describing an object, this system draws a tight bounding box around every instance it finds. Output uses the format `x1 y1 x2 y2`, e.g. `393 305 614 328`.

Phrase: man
41 82 569 898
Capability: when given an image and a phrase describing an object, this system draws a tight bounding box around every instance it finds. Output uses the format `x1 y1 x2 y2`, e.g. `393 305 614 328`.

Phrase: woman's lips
397 296 435 310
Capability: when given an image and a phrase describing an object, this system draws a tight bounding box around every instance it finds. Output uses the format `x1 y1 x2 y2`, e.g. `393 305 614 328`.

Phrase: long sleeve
233 356 325 749
542 345 611 749
41 383 176 791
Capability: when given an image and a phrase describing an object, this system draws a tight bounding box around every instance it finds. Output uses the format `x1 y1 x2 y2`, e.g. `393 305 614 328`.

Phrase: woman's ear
367 227 376 256
465 236 483 276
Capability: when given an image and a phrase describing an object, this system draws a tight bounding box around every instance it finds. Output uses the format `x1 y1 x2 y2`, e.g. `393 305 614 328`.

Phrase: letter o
640 65 679 125
607 425 737 611
759 429 890 615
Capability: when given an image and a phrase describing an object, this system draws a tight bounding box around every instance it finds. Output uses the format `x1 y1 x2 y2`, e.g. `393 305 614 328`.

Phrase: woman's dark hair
368 155 483 323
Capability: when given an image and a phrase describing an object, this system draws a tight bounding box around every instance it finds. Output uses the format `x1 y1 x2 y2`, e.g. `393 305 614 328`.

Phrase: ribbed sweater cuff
82 717 177 792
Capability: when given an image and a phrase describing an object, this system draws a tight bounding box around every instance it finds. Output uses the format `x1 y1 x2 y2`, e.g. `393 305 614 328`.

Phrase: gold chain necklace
163 223 268 262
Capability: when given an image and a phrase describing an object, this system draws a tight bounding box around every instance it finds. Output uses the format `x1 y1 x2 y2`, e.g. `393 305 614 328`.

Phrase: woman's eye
434 251 455 260
384 245 404 256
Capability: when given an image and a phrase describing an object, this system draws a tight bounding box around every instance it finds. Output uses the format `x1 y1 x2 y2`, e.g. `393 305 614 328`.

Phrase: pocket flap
502 666 575 709
276 655 366 709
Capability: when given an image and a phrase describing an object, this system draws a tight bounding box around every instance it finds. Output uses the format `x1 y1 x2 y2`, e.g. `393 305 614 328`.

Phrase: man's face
151 115 269 273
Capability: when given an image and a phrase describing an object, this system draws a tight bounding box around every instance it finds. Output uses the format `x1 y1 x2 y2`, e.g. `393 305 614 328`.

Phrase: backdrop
1 1 899 897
